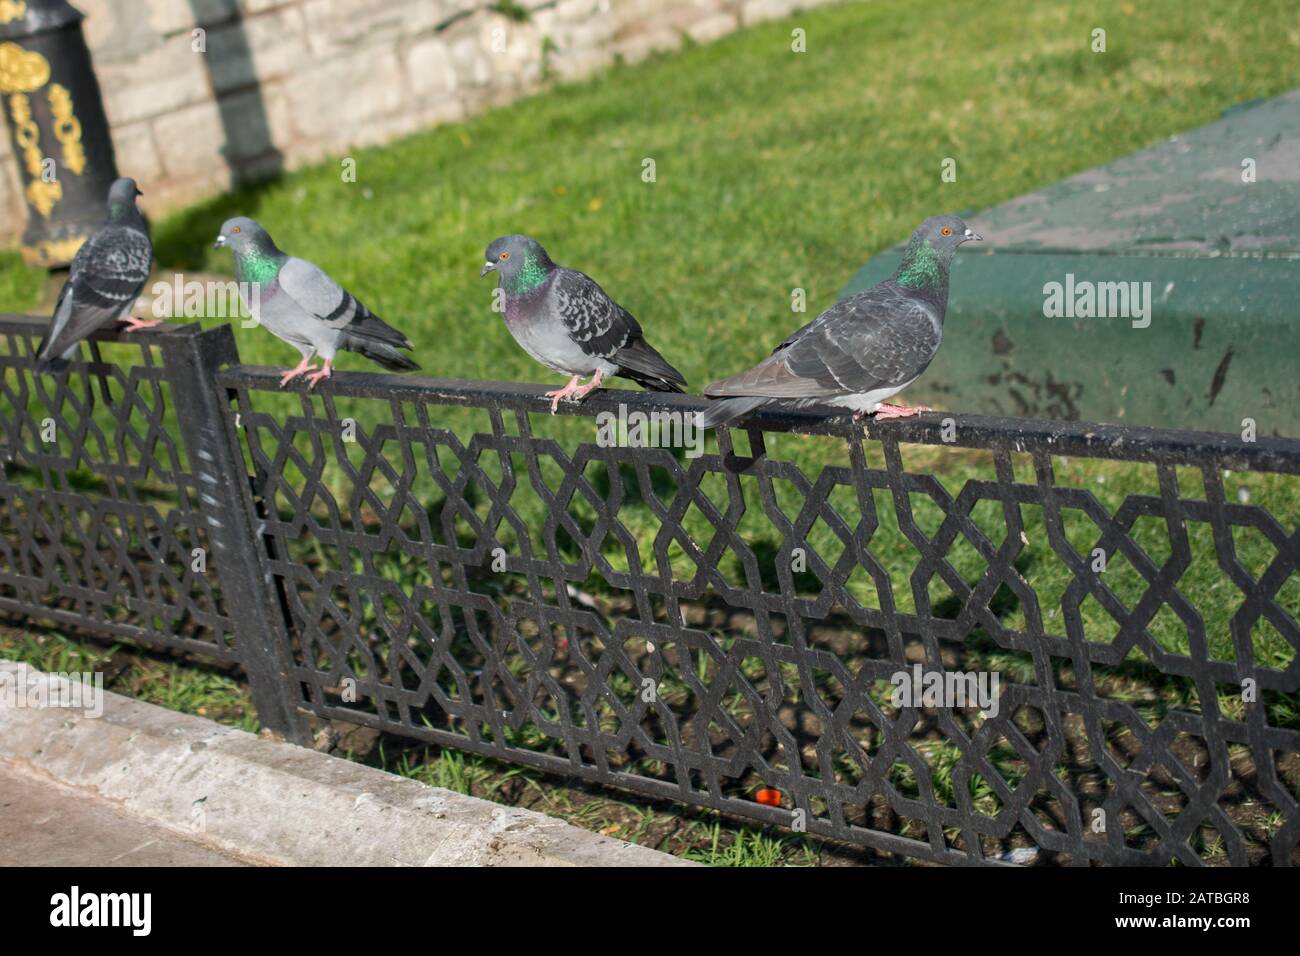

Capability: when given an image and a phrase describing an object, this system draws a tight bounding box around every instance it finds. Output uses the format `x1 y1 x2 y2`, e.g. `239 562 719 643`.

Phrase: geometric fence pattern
218 369 1300 867
0 317 238 661
3 314 1298 865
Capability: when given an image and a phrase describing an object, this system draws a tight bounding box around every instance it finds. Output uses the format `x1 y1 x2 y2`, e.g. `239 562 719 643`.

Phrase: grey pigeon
480 235 686 412
699 215 981 428
213 217 418 388
36 177 157 373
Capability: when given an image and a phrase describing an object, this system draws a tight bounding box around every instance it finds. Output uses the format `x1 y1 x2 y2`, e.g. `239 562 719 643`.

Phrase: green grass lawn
7 0 1300 371
2 0 1299 864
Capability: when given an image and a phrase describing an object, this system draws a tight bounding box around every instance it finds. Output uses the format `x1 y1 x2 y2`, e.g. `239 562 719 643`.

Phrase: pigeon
480 235 686 413
213 217 418 388
35 177 157 373
699 215 981 428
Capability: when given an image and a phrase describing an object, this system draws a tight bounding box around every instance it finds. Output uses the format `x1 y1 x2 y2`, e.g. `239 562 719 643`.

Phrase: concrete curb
0 662 694 867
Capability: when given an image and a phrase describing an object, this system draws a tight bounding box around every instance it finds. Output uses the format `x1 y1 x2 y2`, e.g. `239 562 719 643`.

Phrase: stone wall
0 0 839 243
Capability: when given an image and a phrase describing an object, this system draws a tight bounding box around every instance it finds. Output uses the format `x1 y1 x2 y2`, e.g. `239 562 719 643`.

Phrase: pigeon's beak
479 261 496 277
213 234 227 250
963 228 983 242
135 187 144 198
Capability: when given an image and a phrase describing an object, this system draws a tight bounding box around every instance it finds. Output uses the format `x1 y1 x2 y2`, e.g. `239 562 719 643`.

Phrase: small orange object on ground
755 788 782 806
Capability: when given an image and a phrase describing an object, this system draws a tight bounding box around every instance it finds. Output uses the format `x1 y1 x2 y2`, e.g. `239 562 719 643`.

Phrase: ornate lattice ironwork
0 316 238 660
216 366 1300 867
2 310 1296 865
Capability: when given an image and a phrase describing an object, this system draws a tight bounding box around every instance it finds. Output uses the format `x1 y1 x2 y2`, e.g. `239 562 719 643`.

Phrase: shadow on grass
152 174 286 272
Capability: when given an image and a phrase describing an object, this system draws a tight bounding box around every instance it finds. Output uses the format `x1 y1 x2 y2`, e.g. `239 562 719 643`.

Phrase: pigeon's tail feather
612 338 687 393
35 290 78 374
346 312 415 350
34 351 74 375
343 335 420 373
698 396 768 429
621 368 685 393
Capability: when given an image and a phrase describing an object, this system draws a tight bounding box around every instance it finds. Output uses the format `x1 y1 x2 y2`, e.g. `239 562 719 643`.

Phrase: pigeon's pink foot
572 368 605 401
545 375 582 414
279 356 317 388
872 402 932 420
305 358 334 390
120 316 163 332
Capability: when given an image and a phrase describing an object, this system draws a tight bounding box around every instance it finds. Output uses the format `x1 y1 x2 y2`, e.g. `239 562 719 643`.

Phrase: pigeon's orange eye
232 226 241 234
941 227 952 236
499 251 510 260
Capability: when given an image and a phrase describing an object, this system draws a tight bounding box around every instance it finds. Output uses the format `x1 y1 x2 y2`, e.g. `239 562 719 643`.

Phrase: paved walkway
1 661 690 867
0 764 249 867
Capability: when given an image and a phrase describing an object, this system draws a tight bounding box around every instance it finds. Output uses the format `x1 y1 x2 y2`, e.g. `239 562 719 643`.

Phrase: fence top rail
214 363 1300 475
1 314 1293 473
0 313 208 357
0 313 199 336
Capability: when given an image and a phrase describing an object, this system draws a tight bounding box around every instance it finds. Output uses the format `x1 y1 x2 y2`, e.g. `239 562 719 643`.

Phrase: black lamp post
0 0 119 268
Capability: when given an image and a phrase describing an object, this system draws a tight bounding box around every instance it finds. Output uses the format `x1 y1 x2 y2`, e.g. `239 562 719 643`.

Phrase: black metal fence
2 314 1297 866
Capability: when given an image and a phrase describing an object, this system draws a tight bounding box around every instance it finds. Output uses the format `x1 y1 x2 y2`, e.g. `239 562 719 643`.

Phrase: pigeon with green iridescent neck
36 177 157 374
480 235 686 413
699 215 981 428
214 217 418 388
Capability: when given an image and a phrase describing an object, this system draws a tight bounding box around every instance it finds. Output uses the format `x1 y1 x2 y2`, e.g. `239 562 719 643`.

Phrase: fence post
162 323 311 744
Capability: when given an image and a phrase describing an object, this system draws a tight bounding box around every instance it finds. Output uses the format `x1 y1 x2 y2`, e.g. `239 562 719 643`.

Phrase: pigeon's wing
277 256 412 348
550 268 639 359
783 285 943 389
610 335 688 390
704 283 941 399
38 226 152 360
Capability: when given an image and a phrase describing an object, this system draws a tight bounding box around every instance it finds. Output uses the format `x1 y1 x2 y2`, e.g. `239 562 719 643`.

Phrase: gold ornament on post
1 2 121 269
0 2 28 26
8 90 61 215
47 82 83 173
0 39 48 90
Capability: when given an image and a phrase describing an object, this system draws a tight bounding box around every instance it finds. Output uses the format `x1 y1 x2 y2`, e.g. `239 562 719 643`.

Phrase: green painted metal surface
844 90 1300 437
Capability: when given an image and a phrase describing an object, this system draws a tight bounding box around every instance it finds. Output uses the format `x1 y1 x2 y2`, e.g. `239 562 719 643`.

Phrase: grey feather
697 396 768 429
705 287 942 400
216 217 418 374
484 235 686 392
701 214 981 427
36 178 151 373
